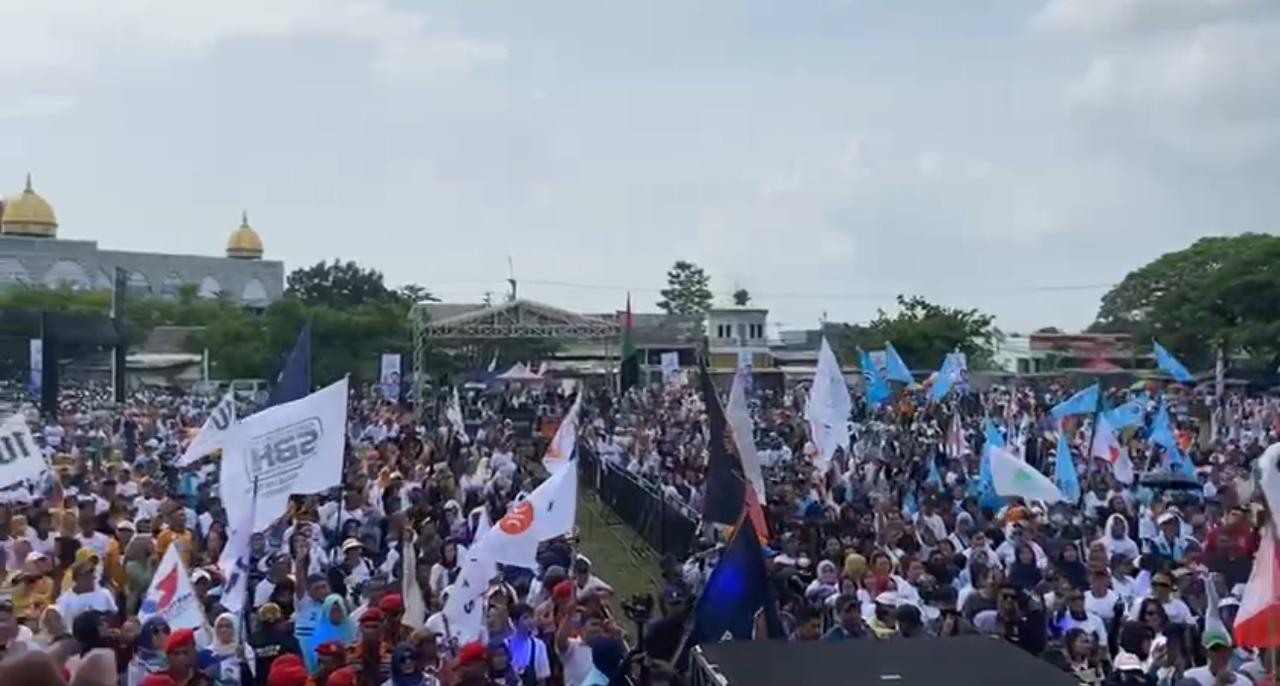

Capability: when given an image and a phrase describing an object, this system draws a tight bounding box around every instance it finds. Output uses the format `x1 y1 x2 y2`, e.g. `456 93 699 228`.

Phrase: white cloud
0 1 505 113
1035 0 1280 158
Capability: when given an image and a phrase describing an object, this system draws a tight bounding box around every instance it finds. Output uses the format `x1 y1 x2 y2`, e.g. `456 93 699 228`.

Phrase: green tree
657 261 713 316
286 259 411 310
835 295 999 370
732 288 751 306
1093 233 1280 367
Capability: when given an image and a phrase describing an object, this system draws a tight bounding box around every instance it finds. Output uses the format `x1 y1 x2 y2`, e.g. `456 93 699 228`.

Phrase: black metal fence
578 446 700 559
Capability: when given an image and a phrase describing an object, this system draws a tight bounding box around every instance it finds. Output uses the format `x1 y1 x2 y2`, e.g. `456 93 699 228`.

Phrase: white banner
140 545 207 631
177 393 236 467
660 352 680 382
472 464 577 570
221 376 349 533
0 414 47 488
380 353 401 400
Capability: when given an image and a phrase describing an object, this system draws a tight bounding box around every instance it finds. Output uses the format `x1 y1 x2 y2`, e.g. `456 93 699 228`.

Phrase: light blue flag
978 419 1004 508
931 353 960 402
859 348 891 407
1050 383 1100 420
1151 400 1195 478
1054 431 1081 503
1153 340 1194 384
903 488 919 516
883 342 914 384
925 455 943 489
1105 399 1146 430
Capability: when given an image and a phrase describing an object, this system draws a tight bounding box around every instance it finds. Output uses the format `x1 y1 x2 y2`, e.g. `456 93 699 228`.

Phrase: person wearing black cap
823 594 866 640
641 585 689 675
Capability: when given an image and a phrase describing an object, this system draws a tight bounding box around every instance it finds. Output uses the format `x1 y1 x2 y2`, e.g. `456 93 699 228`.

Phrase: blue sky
1 0 1276 334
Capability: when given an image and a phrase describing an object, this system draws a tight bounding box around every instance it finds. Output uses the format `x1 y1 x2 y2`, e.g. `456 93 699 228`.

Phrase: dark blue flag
266 321 311 408
689 517 784 644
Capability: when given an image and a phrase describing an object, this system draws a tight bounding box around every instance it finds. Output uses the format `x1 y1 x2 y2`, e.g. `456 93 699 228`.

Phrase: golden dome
226 210 263 259
1 174 58 238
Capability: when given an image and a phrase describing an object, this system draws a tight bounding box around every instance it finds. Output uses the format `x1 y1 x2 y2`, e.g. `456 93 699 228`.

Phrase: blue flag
1151 400 1194 478
1054 431 1081 503
883 342 914 384
931 352 963 402
1050 383 1099 420
1105 399 1145 430
689 516 785 643
925 455 943 489
978 419 1004 509
265 321 312 408
859 348 891 407
1153 340 1194 384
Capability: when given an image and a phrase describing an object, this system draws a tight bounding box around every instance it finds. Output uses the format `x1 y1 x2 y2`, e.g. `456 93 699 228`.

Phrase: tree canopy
732 288 751 306
1093 233 1280 367
657 260 714 316
286 259 431 310
835 295 999 371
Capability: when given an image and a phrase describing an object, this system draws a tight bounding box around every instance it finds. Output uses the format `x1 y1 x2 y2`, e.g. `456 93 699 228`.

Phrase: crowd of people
0 381 633 686
587 377 1276 686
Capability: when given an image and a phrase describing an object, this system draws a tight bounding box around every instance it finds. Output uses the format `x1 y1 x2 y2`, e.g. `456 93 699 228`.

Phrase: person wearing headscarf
1055 543 1090 591
1097 514 1140 564
385 642 434 686
305 595 356 673
201 613 255 686
128 617 171 686
1008 543 1043 592
250 603 302 680
804 560 841 605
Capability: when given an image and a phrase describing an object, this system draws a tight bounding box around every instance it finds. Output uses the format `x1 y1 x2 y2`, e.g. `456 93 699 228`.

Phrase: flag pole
1083 377 1103 488
239 476 260 644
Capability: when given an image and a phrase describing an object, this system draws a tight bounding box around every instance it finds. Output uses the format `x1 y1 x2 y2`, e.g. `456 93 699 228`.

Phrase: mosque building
0 175 284 306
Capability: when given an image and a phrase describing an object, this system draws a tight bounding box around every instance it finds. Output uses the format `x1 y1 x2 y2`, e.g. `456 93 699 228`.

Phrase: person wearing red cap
163 627 212 686
453 641 491 686
313 641 348 686
140 674 180 686
348 607 389 685
379 594 407 646
266 654 309 686
324 666 359 686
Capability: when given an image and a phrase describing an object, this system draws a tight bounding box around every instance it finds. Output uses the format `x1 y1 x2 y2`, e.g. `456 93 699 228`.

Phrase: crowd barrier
578 447 700 560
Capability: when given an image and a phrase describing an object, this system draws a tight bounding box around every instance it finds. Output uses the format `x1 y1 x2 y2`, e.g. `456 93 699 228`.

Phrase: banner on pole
380 353 402 400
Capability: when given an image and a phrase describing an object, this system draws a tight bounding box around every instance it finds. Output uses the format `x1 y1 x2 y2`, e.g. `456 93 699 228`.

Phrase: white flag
990 445 1063 504
177 393 236 467
727 370 767 501
1090 413 1134 485
220 377 349 532
0 414 47 488
805 337 851 471
402 534 427 630
217 461 256 615
140 545 207 631
447 388 469 444
542 393 582 474
1257 443 1280 536
472 464 577 570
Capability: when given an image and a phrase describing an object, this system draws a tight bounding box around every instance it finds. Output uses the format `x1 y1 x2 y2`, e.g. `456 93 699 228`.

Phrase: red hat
164 627 196 653
327 667 359 686
359 607 384 624
140 675 179 686
552 579 574 601
315 640 347 658
267 655 309 686
457 641 489 667
379 593 404 613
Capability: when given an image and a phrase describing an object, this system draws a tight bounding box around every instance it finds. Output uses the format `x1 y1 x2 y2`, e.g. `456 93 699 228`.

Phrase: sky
1 0 1277 335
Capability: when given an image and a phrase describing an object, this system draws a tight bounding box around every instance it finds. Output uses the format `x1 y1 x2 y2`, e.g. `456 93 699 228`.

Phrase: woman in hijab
1009 543 1043 591
388 642 429 686
1054 543 1089 590
203 613 255 686
804 560 841 605
305 594 356 673
127 616 170 686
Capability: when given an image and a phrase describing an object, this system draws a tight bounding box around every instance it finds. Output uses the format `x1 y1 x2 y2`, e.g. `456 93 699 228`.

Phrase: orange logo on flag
499 501 535 535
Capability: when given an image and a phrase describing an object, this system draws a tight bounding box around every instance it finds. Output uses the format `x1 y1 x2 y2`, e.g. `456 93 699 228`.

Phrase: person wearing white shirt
56 561 117 624
995 524 1047 570
1054 589 1108 646
1183 638 1251 686
1127 573 1193 625
1084 569 1123 626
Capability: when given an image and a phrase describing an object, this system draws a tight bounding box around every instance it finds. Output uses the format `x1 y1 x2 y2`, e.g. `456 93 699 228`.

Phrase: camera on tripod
621 592 654 624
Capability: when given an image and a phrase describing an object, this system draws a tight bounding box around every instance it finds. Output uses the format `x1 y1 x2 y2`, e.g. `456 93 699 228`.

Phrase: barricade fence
578 446 699 560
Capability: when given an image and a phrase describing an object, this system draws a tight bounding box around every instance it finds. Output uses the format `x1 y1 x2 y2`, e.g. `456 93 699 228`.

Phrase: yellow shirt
156 528 194 568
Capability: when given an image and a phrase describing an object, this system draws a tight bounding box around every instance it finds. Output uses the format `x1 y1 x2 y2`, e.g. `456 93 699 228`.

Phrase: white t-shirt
506 634 552 680
55 588 118 623
559 637 595 686
78 532 111 558
1182 666 1250 686
1084 589 1122 624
